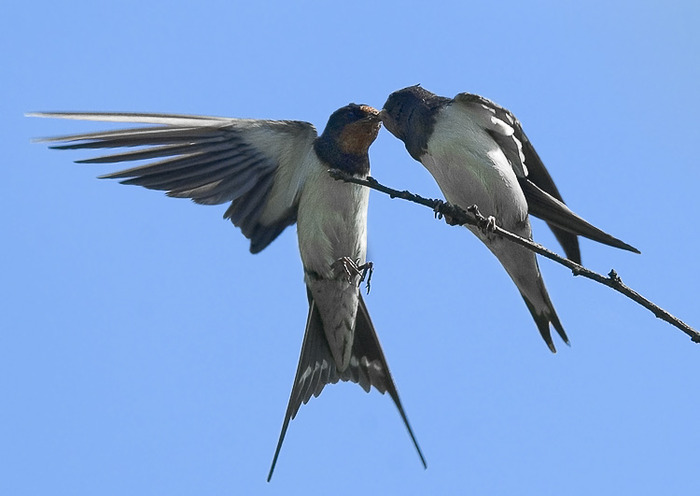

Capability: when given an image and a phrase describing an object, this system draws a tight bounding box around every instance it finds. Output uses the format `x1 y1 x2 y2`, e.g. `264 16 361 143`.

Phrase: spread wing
453 94 639 261
29 112 318 253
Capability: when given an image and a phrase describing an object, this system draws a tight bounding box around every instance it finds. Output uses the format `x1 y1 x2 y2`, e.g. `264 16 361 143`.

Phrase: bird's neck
314 137 370 176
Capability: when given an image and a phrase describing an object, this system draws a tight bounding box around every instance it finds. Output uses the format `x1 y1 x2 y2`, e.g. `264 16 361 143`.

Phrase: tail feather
517 269 570 353
267 292 426 481
484 237 570 353
350 296 425 471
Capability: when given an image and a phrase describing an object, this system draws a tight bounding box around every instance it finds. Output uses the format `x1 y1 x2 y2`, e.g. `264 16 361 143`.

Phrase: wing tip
626 244 642 255
598 234 641 255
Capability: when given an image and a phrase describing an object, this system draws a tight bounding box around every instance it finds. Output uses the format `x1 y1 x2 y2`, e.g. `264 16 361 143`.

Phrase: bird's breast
423 106 528 228
295 155 370 371
296 163 369 279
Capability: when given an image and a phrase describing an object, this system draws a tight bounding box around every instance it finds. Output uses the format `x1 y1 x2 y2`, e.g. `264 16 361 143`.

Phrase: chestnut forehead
358 105 379 116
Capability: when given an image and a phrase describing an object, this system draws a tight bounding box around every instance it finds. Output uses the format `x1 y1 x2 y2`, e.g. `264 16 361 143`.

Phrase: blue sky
3 1 700 494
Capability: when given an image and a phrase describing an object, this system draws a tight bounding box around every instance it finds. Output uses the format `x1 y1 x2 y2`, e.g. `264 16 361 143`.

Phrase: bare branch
329 169 699 344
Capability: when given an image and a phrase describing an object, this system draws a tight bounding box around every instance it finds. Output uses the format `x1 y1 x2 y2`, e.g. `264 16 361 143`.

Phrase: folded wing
453 94 639 262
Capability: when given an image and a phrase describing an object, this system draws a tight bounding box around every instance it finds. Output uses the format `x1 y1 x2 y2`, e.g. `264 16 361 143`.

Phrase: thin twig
329 169 699 344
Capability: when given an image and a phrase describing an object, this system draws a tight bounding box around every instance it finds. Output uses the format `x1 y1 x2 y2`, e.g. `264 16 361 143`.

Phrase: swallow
29 104 426 479
380 85 639 352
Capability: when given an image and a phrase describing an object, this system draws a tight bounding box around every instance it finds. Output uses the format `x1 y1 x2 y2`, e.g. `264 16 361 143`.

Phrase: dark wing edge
515 124 585 263
29 112 316 253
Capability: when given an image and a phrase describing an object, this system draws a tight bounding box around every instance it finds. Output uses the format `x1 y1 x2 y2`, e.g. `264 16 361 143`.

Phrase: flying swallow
380 86 639 352
29 105 426 479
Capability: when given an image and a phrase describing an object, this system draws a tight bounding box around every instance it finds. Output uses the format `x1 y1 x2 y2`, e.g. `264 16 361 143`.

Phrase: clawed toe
332 257 374 294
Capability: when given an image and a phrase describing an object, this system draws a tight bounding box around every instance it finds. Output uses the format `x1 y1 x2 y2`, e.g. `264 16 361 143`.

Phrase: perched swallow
29 105 426 479
380 86 639 352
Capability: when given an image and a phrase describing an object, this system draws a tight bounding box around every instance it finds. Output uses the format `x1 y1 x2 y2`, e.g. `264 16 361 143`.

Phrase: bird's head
380 85 449 161
321 103 382 156
315 104 381 175
380 85 427 139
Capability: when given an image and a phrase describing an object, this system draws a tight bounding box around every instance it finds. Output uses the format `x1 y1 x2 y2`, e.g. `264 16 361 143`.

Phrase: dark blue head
315 104 381 175
381 85 450 161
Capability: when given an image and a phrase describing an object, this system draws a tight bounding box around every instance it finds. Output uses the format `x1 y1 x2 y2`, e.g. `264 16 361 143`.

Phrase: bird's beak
378 109 388 122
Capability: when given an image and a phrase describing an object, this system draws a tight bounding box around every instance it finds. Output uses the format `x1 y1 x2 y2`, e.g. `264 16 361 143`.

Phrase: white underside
296 153 369 369
423 104 551 314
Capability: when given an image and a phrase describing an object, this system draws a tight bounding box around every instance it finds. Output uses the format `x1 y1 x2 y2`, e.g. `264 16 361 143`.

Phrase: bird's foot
332 257 374 294
359 261 374 294
333 257 373 293
467 204 498 234
434 199 459 225
484 215 497 232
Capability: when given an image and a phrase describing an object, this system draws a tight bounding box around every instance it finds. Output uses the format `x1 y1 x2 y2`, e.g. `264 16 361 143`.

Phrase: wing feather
455 93 585 261
30 112 318 253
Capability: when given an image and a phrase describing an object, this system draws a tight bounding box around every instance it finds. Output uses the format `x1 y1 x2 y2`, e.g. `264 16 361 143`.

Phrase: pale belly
296 166 368 280
423 103 529 231
422 148 528 232
295 166 369 370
